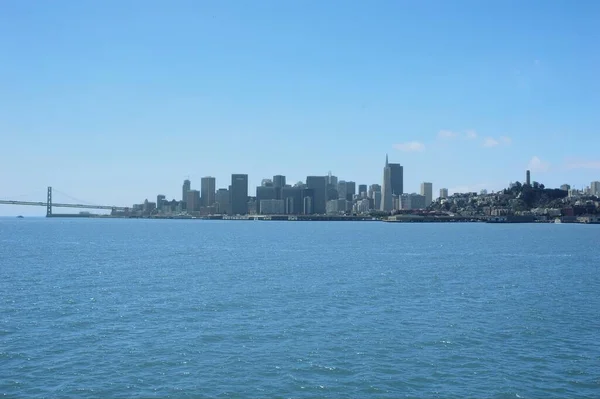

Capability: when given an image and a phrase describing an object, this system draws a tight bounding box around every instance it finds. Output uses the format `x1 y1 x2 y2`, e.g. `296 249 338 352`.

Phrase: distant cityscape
121 155 600 223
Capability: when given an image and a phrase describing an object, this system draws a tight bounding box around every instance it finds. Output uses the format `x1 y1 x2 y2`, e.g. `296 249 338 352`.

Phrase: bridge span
0 187 128 216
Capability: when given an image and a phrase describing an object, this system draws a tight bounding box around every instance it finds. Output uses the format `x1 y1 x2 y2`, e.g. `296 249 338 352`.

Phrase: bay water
1 219 599 398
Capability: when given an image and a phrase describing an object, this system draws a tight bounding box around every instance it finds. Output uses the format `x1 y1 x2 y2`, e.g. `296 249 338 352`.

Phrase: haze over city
1 1 599 216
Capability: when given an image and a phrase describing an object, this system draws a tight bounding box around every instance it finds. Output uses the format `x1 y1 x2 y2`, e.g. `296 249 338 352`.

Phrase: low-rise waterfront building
260 199 285 215
354 198 370 214
399 193 426 210
326 199 351 215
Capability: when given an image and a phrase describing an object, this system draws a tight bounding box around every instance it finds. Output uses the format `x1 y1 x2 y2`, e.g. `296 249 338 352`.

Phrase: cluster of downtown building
130 156 440 217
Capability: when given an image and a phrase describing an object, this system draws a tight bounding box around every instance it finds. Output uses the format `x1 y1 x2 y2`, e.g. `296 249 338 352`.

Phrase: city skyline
1 154 599 216
2 2 600 215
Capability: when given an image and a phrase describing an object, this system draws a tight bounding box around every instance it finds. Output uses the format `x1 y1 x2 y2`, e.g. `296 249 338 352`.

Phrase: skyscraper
201 176 216 207
326 186 339 201
273 175 286 200
380 155 393 211
337 181 348 201
327 172 338 187
389 163 403 195
156 194 166 211
373 191 382 210
420 182 433 206
345 181 356 201
526 170 531 186
358 184 367 197
273 175 286 188
215 188 230 214
230 174 249 215
182 179 191 203
306 176 327 214
591 181 600 196
281 186 303 214
368 184 381 199
326 173 339 200
256 184 277 214
439 188 449 199
186 190 201 212
336 181 356 201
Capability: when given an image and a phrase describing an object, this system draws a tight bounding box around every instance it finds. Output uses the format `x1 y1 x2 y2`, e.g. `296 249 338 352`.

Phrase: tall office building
256 184 277 214
215 188 230 214
273 175 286 200
284 197 295 215
373 191 382 210
182 179 191 203
439 188 449 199
281 186 303 214
156 194 166 211
337 181 356 201
345 181 356 201
368 184 381 199
327 187 339 201
380 155 394 211
273 175 286 188
358 184 367 197
326 172 339 200
230 174 249 215
327 172 338 188
201 176 216 207
302 188 315 215
591 181 600 196
526 170 531 186
186 190 201 212
420 182 433 205
303 197 313 215
389 163 403 195
337 181 348 201
306 176 327 214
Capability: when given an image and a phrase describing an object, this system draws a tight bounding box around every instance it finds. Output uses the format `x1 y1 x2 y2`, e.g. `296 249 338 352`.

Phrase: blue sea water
1 218 599 398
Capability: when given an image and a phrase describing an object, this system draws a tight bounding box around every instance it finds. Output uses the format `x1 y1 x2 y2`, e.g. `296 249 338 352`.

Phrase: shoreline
38 214 600 224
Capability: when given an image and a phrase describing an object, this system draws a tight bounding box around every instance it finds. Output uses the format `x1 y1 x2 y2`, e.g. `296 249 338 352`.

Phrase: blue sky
1 0 599 215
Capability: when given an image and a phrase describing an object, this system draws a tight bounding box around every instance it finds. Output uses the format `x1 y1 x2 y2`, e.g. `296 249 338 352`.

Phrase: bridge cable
52 188 98 206
0 189 45 201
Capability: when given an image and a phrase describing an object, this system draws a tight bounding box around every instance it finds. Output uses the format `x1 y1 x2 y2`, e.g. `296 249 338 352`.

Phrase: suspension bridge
0 187 128 217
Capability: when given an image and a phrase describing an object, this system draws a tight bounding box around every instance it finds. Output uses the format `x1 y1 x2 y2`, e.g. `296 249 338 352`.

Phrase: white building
399 193 426 210
354 199 370 214
420 182 433 205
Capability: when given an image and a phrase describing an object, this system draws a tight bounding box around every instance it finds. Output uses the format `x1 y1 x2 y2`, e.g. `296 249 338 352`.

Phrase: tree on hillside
514 181 523 192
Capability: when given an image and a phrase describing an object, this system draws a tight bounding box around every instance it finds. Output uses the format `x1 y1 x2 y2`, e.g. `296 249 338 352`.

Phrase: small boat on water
16 215 24 219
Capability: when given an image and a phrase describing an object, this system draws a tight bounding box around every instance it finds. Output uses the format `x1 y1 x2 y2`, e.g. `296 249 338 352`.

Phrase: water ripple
0 220 599 398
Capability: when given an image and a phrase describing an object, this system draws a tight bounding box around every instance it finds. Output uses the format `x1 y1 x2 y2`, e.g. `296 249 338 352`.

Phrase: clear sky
1 0 599 215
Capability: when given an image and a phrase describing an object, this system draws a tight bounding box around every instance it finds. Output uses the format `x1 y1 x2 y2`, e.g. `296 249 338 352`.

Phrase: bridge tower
46 186 52 217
